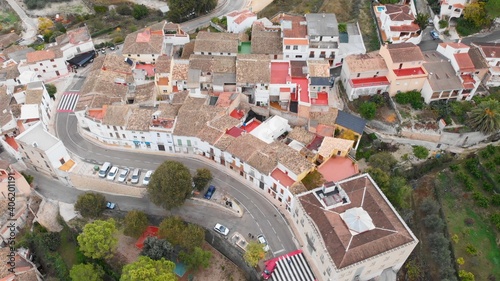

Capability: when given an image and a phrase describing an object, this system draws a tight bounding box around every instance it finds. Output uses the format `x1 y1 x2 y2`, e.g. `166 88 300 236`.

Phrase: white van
130 168 141 184
98 162 112 178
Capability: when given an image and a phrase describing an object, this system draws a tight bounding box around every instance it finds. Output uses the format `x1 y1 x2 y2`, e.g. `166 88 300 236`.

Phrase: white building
472 42 500 87
421 51 464 104
17 49 69 82
377 4 422 44
277 14 309 60
250 115 291 144
122 22 165 64
293 174 418 281
440 0 469 20
55 25 95 60
340 52 390 101
163 22 190 46
226 9 257 33
305 14 339 63
436 42 481 100
15 122 74 179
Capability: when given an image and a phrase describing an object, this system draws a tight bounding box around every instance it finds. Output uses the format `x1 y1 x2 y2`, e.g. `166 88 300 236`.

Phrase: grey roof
310 77 330 86
305 13 339 37
335 110 367 135
213 73 236 85
7 47 35 63
423 51 462 91
16 122 59 151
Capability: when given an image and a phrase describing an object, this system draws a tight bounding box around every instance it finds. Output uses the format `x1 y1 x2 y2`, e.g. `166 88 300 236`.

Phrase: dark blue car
204 185 216 199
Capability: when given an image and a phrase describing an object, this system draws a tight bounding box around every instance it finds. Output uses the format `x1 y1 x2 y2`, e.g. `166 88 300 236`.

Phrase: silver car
118 168 129 183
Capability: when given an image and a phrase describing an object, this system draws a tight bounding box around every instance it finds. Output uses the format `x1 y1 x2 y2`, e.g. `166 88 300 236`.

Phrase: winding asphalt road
5 0 38 45
180 0 249 32
54 107 296 257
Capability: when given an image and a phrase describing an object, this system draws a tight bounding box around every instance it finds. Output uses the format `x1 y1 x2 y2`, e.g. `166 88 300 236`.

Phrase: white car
257 234 270 252
214 223 229 236
143 170 153 185
106 167 118 181
117 168 129 183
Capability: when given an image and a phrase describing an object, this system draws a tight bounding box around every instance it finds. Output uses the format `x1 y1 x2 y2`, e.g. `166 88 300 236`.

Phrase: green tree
365 167 390 191
121 256 177 281
387 176 412 209
193 168 213 191
338 23 347 33
70 263 104 281
141 237 174 261
116 4 132 15
45 83 57 98
368 152 397 172
414 13 430 30
359 102 377 120
77 219 118 260
458 270 475 281
132 4 149 20
124 210 149 238
413 146 429 159
166 0 217 23
468 99 500 134
159 216 185 246
158 217 205 251
463 2 490 28
148 161 192 210
179 247 212 271
74 192 106 218
244 241 266 267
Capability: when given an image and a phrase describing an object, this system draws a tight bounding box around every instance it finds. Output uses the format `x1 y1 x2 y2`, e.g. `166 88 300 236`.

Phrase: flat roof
16 122 59 151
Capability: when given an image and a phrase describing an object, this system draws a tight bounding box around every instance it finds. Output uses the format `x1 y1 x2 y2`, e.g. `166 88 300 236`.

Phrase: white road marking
273 249 285 255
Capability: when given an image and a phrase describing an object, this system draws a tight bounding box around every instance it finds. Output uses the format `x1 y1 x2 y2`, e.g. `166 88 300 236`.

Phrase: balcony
349 76 390 88
309 41 338 49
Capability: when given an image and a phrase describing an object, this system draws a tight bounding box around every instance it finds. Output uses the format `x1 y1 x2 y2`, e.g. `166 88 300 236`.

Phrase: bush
116 4 132 15
419 198 440 215
439 19 448 29
484 161 496 171
472 191 489 208
490 213 500 230
465 244 478 256
456 18 481 37
459 270 475 281
74 192 106 218
457 257 465 265
423 214 444 231
450 164 459 172
395 91 424 109
482 182 493 192
45 83 57 98
359 102 377 120
491 194 500 206
21 172 34 185
132 4 149 20
413 146 429 159
94 5 108 14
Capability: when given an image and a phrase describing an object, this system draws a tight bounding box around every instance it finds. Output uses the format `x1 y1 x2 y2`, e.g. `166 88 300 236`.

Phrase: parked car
100 48 106 54
430 30 439 40
118 168 129 183
98 162 112 178
257 234 270 252
106 167 118 180
106 201 116 209
143 170 153 185
204 185 216 199
130 168 141 184
213 223 229 236
262 262 277 280
109 46 116 51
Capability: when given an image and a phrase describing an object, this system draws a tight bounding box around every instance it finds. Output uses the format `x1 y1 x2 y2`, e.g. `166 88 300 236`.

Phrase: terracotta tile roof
307 60 330 77
251 22 282 55
268 141 314 175
228 9 256 25
214 134 236 150
318 137 354 157
194 32 240 54
171 90 189 104
310 108 338 127
385 4 415 21
26 50 55 63
386 43 424 63
103 105 129 126
454 53 475 72
236 54 270 84
345 51 388 73
273 14 307 38
189 55 236 73
389 23 420 32
438 42 469 49
171 59 189 81
122 23 165 55
0 86 14 128
181 41 195 59
24 89 44 105
297 174 417 269
473 42 500 59
290 60 308 77
126 107 153 131
288 127 315 145
209 114 241 131
133 83 156 104
0 64 20 80
467 46 489 69
56 26 91 45
225 133 267 162
155 103 181 119
247 149 278 175
197 125 224 144
155 55 171 73
174 97 225 136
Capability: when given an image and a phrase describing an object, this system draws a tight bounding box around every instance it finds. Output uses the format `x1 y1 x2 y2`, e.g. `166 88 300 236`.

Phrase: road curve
55 111 297 255
5 0 38 45
180 0 249 32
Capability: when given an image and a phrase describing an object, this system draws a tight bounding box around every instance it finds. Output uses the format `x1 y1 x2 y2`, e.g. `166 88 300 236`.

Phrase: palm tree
468 99 500 134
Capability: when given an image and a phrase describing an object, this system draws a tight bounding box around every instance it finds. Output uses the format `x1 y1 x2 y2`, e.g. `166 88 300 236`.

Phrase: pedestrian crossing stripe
57 93 80 112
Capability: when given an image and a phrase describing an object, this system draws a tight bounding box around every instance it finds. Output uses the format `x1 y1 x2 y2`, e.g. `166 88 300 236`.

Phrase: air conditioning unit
32 142 38 148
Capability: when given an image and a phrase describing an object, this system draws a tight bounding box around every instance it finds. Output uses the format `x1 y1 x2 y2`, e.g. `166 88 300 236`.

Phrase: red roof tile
271 61 290 84
230 109 245 120
317 156 359 182
293 77 309 103
271 168 295 187
389 23 420 32
393 67 426 77
26 50 56 63
351 76 390 87
226 126 244 137
274 14 307 38
454 53 475 72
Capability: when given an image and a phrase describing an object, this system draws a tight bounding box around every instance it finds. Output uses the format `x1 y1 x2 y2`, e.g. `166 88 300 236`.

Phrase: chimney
457 38 462 44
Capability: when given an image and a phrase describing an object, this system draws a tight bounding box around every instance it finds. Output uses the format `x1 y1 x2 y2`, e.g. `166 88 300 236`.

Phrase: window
295 55 302 58
187 140 192 146
177 139 182 146
107 125 111 129
285 45 290 50
320 254 325 263
113 126 117 131
39 153 44 158
122 134 126 138
137 54 140 57
39 63 43 66
293 45 298 50
59 158 65 165
220 53 223 55
110 133 113 137
326 268 331 276
357 73 360 77
300 218 304 226
42 70 46 73
157 133 160 137
34 68 38 71
141 137 145 141
53 65 57 68
50 59 54 62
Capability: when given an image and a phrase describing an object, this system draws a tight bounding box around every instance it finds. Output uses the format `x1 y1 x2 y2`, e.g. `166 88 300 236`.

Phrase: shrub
94 5 108 13
457 257 465 265
472 191 489 208
459 270 475 281
465 244 478 256
491 194 500 206
395 91 424 109
494 156 500 165
338 23 347 33
449 164 459 172
359 102 377 120
419 198 440 215
486 144 497 155
116 4 132 15
484 161 496 171
423 214 444 231
21 172 34 185
132 4 149 20
439 19 448 29
490 213 500 230
45 83 57 98
456 18 481 36
451 234 459 244
413 146 429 159
482 182 494 192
